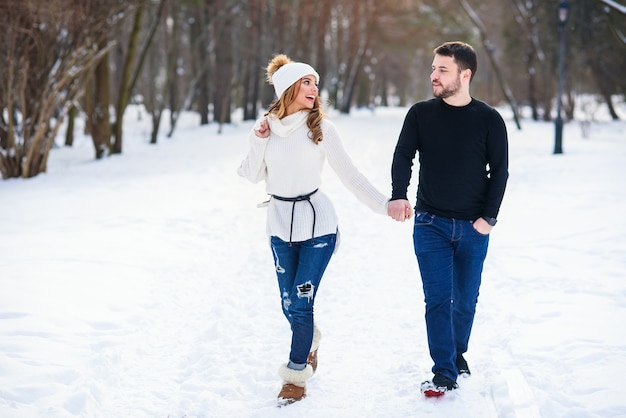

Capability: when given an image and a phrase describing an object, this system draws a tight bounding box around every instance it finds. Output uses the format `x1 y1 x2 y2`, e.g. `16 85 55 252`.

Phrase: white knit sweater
237 111 389 242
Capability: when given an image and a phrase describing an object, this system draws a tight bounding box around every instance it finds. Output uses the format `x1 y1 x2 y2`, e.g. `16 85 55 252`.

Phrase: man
388 41 509 396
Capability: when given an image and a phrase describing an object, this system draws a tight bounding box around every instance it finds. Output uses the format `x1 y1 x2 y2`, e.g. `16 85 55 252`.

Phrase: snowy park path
1 107 625 417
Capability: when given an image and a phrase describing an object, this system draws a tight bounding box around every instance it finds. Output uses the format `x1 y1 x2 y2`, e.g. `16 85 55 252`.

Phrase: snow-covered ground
0 102 625 418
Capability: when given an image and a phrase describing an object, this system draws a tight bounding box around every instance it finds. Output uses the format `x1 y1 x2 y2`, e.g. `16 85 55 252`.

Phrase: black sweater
391 98 509 220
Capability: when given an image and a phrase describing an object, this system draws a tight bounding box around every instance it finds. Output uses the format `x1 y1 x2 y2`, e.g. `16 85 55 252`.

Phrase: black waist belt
271 189 318 244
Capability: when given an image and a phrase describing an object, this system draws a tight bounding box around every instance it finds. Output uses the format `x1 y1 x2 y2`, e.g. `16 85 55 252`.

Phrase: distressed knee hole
297 281 315 302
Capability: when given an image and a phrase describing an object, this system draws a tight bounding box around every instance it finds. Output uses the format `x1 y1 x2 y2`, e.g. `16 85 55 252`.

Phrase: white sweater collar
267 111 309 137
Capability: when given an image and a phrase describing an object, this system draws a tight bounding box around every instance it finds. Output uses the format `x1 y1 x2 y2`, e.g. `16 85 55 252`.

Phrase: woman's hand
254 119 270 138
388 199 413 222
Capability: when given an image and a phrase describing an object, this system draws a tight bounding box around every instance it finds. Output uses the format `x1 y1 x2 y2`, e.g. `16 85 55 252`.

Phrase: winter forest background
1 0 625 180
1 1 626 417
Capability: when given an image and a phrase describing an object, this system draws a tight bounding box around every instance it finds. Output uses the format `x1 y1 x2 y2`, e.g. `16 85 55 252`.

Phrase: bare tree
111 0 166 153
141 2 169 143
338 1 373 113
458 0 522 129
0 0 114 178
4 0 626 182
213 12 235 127
506 0 549 120
577 0 626 119
189 0 213 124
597 0 626 14
240 0 267 121
90 37 114 159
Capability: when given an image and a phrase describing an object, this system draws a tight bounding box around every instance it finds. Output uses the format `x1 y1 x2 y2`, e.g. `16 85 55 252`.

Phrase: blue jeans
270 233 336 368
412 212 489 382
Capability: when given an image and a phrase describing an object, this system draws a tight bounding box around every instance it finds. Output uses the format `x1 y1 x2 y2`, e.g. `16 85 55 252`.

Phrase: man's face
430 54 462 99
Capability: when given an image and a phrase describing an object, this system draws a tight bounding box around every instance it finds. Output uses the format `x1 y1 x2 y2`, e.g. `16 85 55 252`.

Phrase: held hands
387 199 495 232
388 199 413 222
254 119 270 138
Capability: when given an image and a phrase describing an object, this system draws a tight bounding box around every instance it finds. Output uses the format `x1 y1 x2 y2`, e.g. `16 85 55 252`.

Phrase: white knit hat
271 62 319 99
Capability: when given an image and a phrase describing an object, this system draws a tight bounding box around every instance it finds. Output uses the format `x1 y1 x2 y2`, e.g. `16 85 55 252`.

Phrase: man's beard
433 76 461 98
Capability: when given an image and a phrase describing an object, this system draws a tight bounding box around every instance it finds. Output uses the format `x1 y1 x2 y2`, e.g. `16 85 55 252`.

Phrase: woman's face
287 75 318 114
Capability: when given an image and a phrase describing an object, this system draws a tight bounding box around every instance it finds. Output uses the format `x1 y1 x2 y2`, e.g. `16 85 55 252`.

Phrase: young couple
237 41 509 406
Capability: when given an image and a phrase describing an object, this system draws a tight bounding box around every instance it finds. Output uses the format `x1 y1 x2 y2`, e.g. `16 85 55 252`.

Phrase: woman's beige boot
307 323 322 373
277 363 314 406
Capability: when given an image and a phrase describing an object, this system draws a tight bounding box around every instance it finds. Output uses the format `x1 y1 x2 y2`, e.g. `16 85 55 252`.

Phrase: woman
237 54 389 406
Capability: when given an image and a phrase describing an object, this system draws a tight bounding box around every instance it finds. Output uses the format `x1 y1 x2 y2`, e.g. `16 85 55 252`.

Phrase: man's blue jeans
413 211 489 382
270 233 336 369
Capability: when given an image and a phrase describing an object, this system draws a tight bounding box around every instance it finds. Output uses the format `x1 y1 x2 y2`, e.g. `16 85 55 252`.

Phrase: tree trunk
65 105 77 146
339 1 371 114
214 18 234 126
242 1 263 121
601 91 619 120
314 0 332 93
111 0 164 148
112 6 144 154
92 42 112 159
0 45 21 179
340 39 368 113
459 0 522 130
190 2 211 124
150 111 162 144
166 0 181 138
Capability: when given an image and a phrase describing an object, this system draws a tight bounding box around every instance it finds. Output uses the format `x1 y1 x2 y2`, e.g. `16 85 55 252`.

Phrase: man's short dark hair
433 41 477 82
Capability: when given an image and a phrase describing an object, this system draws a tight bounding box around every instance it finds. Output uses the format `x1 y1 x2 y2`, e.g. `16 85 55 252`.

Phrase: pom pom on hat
267 54 319 99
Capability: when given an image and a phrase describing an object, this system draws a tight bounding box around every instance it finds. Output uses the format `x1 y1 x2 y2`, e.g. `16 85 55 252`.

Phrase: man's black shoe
432 373 459 391
456 354 471 375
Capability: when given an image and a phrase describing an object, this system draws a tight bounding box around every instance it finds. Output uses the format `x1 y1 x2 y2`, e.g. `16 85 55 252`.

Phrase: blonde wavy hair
265 54 324 144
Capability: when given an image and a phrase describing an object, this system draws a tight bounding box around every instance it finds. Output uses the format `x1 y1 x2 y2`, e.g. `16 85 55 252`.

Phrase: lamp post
554 0 569 154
